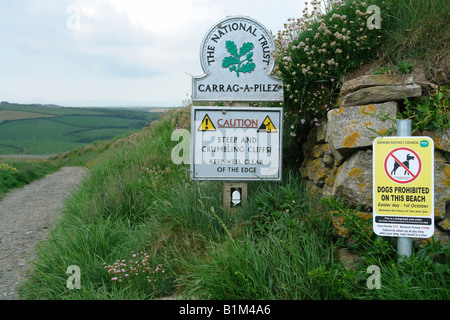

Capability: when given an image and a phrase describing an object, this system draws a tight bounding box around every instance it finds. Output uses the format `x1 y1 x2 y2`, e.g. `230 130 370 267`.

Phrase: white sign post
191 16 284 209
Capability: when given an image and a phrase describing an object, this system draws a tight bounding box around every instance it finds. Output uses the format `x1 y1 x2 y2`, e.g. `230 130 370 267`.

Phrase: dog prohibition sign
384 147 422 184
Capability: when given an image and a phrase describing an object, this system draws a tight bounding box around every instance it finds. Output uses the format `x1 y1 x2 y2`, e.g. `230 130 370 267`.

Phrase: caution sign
258 116 277 133
373 137 434 238
191 106 283 181
198 114 217 131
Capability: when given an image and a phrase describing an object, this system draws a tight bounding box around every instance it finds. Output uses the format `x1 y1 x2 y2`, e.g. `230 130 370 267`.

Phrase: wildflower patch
104 252 166 291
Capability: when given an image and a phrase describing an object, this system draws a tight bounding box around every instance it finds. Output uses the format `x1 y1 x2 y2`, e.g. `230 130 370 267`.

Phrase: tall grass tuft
178 172 340 300
379 0 450 67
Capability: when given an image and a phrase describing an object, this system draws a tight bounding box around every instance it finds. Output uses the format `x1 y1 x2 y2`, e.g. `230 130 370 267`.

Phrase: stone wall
301 74 450 244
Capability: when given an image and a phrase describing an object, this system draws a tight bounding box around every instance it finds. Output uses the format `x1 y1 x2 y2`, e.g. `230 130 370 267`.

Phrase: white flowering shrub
274 0 386 142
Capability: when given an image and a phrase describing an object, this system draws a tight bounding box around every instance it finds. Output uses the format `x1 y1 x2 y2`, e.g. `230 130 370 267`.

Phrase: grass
10 0 450 301
18 107 449 300
0 157 60 199
378 0 449 71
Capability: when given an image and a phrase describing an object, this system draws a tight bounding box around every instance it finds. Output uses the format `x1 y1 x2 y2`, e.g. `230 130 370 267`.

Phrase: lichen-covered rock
434 151 450 222
419 227 450 246
424 128 450 153
326 102 397 154
301 144 335 188
330 210 372 240
330 150 373 210
335 248 364 270
305 180 323 198
340 74 415 96
340 84 422 107
316 119 328 143
304 158 329 187
301 73 449 241
438 219 450 231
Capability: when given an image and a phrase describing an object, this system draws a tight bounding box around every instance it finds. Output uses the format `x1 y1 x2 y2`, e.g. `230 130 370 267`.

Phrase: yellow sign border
372 136 434 238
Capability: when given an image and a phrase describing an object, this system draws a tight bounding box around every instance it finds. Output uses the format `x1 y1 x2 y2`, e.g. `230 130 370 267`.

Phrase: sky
0 0 308 108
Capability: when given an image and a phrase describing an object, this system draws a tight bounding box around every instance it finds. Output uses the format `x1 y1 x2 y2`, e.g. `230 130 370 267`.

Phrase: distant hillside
0 102 163 156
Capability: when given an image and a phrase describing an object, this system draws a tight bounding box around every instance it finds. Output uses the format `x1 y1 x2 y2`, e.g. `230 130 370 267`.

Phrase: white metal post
396 119 413 260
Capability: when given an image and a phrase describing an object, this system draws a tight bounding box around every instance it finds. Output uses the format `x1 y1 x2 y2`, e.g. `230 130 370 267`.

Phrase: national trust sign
192 16 284 102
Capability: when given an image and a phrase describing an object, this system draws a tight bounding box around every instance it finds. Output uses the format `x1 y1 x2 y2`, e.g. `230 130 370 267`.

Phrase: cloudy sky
0 0 308 107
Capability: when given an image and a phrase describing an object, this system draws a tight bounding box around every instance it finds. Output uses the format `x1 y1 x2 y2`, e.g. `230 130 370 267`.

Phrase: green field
0 103 163 155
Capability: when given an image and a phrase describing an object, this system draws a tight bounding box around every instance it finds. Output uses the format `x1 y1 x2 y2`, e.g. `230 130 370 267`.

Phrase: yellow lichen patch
443 166 450 187
357 211 372 221
434 137 444 150
312 143 331 158
317 168 327 180
358 182 365 193
378 128 388 135
434 206 444 219
439 219 450 230
364 122 372 127
344 121 360 134
342 132 361 148
334 107 345 115
324 167 338 187
330 213 349 238
360 104 376 115
349 167 362 180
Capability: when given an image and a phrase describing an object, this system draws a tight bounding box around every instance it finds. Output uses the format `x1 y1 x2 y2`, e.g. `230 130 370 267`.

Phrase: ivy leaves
222 40 255 77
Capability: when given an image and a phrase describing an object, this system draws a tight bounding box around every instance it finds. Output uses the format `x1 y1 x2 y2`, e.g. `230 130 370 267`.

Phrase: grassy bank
0 157 60 199
18 108 449 300
17 0 450 301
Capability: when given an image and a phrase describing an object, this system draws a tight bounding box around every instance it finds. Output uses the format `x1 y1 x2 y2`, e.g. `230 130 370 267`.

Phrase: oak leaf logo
222 40 255 77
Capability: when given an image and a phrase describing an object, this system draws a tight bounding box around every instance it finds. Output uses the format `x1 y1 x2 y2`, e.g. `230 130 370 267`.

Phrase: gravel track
0 167 88 300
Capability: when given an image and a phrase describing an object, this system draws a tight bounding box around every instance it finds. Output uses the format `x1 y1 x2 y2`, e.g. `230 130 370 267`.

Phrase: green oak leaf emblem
222 40 255 77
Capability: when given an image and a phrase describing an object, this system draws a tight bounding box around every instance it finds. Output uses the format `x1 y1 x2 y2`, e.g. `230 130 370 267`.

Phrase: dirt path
0 167 88 300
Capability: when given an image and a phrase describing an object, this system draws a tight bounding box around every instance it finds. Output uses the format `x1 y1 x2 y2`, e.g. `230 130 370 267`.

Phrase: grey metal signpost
396 119 413 260
373 119 434 262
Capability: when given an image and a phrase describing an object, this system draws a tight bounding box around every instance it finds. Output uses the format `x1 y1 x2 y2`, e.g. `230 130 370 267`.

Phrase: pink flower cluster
103 252 165 284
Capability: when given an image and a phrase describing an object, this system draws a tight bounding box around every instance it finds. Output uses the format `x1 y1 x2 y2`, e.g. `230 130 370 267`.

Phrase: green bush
400 86 450 135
